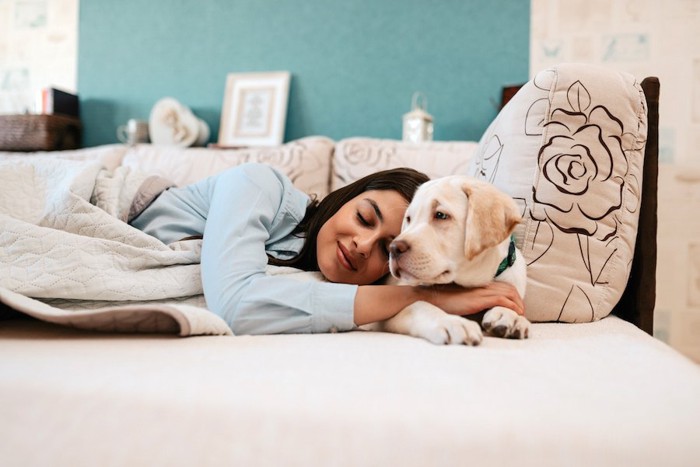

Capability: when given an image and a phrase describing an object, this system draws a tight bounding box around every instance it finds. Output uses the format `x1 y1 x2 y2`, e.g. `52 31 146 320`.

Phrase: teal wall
78 0 529 147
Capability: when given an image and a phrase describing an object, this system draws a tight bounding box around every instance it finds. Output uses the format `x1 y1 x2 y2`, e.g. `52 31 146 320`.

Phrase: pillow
121 136 334 198
332 138 478 190
467 63 649 323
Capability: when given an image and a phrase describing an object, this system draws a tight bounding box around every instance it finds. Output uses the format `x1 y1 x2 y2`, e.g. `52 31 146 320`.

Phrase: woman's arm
201 164 360 335
353 282 525 326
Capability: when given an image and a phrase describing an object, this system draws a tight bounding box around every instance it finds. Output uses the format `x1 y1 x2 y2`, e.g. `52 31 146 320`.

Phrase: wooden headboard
611 77 660 334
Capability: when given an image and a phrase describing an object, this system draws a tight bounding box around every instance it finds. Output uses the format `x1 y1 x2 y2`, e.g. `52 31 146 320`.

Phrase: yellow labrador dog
363 175 530 345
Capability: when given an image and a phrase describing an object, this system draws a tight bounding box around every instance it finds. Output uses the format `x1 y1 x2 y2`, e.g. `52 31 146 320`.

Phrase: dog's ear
462 180 521 260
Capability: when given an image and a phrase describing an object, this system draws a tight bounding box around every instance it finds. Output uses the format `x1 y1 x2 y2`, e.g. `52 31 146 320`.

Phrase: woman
130 163 524 334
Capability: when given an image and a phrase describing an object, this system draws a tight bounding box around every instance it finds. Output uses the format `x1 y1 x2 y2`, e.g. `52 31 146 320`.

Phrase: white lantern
402 92 434 143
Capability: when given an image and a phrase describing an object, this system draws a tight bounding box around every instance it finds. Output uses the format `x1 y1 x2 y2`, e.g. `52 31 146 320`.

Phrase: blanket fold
0 158 231 336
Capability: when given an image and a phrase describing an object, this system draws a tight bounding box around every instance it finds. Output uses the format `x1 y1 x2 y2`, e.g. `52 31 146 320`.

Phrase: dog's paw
482 307 530 339
380 302 483 346
422 315 483 346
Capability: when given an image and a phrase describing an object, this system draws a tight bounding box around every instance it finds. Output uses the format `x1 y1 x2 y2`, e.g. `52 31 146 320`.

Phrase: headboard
611 77 660 334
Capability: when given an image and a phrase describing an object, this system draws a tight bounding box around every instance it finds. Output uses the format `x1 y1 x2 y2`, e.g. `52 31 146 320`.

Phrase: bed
1 64 699 467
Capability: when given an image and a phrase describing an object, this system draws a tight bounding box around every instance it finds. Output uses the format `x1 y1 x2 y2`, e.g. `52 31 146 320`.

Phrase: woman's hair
269 167 430 271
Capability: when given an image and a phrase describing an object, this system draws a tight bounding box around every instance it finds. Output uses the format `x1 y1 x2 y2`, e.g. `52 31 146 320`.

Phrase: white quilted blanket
0 158 232 336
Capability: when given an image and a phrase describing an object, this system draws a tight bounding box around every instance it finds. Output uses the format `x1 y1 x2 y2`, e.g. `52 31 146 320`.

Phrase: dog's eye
405 216 411 225
435 211 449 220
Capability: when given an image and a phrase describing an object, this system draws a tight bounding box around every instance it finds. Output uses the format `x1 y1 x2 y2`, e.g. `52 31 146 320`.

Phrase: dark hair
269 167 430 271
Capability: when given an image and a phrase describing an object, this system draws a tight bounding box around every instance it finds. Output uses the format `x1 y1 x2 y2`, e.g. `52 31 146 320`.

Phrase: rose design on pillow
344 141 392 168
334 141 398 186
533 81 634 242
528 78 645 298
474 133 503 183
255 147 288 166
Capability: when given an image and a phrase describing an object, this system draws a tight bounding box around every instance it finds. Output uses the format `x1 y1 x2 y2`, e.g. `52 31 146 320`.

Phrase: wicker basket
0 114 82 152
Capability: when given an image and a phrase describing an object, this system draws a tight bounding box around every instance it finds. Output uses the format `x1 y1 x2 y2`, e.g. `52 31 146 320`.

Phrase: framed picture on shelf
218 71 291 147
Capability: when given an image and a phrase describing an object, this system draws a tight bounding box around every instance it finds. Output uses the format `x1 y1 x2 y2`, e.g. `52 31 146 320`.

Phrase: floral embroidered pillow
468 63 648 323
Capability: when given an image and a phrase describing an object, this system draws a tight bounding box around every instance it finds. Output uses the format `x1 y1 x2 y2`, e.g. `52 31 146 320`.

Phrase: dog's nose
389 239 409 257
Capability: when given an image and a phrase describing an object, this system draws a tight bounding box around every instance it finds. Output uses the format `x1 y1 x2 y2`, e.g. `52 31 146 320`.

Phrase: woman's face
316 189 408 285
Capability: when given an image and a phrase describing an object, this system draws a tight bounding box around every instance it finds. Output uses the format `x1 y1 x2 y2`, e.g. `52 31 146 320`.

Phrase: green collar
495 237 516 277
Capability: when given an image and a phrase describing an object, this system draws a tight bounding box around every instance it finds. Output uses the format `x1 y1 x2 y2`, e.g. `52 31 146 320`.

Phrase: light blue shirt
130 163 358 335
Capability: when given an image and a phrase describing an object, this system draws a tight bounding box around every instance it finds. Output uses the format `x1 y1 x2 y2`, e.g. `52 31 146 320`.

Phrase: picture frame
218 71 291 147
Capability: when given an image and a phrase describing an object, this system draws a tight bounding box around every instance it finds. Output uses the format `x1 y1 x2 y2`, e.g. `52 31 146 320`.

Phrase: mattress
1 315 698 467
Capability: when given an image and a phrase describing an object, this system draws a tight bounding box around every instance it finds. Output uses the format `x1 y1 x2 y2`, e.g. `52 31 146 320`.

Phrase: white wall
531 0 700 362
0 0 78 114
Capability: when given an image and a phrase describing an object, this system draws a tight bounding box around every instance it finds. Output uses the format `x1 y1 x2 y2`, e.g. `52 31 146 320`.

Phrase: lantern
402 92 434 143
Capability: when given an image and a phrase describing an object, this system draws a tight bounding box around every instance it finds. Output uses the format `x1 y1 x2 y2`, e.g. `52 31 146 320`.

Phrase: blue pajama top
130 163 358 335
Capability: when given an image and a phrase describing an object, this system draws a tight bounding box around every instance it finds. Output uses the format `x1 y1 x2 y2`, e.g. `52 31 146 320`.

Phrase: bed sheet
1 315 698 467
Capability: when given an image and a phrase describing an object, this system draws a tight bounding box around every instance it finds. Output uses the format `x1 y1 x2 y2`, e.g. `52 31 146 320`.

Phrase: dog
362 175 530 345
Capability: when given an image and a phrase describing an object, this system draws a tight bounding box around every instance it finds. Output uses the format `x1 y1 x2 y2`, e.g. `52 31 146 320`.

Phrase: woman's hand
417 282 525 317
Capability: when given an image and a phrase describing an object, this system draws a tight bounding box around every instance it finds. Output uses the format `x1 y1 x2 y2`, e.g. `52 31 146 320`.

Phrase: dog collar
495 237 516 277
